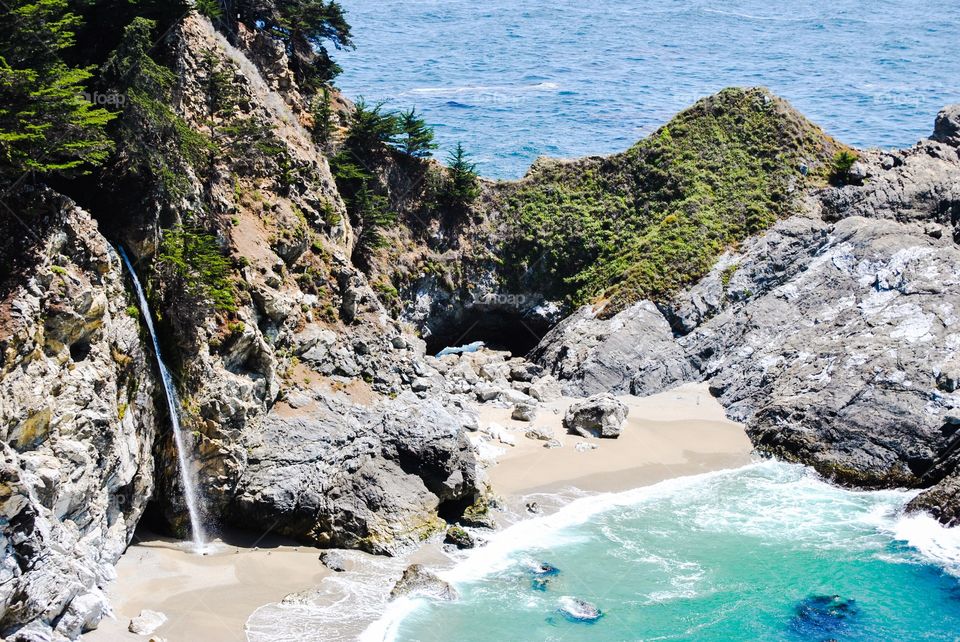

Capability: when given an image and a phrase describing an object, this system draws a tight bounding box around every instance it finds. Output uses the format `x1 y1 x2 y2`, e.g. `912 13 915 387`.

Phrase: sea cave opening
424 309 553 359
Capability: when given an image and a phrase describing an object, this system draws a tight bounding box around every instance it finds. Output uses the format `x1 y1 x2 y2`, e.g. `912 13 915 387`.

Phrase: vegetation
330 99 439 264
439 142 480 212
398 108 436 157
236 0 353 90
499 88 843 315
0 0 115 184
829 149 860 185
311 86 336 147
155 225 236 313
101 17 215 199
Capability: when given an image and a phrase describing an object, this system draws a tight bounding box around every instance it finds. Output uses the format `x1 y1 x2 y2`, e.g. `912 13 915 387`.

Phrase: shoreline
86 383 753 642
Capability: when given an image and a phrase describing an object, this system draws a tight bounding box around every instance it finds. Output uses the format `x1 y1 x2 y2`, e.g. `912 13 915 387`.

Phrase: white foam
891 513 960 576
407 82 560 96
443 463 768 586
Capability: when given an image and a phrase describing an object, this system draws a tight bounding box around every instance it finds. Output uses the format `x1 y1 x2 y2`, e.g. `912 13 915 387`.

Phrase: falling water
118 246 207 551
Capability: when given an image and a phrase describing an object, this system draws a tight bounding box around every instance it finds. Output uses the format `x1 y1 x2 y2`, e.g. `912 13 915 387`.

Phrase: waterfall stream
118 246 207 551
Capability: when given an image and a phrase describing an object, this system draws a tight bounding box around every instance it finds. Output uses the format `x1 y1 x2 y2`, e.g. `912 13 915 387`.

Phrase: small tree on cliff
398 108 436 158
440 142 480 212
236 0 353 91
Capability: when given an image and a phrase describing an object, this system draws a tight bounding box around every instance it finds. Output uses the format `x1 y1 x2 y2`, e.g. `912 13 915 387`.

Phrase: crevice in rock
69 340 91 362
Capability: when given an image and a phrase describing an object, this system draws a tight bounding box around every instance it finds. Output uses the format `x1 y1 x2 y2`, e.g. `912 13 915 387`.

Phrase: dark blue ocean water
334 0 960 178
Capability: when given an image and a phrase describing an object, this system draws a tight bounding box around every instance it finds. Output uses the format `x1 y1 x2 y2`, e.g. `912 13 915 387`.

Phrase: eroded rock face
231 393 482 555
534 122 960 514
0 196 158 640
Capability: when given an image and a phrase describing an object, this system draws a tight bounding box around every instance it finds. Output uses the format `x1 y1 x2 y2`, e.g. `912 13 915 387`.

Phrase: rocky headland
1 3 959 640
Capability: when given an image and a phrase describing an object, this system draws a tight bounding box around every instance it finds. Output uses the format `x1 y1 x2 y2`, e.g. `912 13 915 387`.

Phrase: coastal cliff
533 105 960 508
1 3 960 639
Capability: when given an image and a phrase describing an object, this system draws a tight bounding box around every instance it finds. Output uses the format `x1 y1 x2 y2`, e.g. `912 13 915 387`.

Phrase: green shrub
830 149 859 185
499 88 839 315
156 226 236 312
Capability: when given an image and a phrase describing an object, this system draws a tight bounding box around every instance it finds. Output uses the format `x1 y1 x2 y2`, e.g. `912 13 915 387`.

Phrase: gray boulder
511 403 538 422
525 426 555 441
390 564 459 601
230 395 482 555
319 550 349 572
563 394 629 438
933 104 960 146
128 610 167 635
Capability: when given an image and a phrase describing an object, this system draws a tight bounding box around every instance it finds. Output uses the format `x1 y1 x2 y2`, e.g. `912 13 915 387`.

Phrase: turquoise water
380 462 960 641
335 0 960 178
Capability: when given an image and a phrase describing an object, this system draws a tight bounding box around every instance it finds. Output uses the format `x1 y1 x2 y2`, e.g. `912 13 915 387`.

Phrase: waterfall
118 246 207 551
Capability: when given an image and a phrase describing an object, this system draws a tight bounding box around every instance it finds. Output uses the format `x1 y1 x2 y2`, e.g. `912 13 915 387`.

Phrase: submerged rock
444 525 475 549
557 596 603 623
319 550 349 572
390 564 459 601
790 595 859 636
563 394 628 438
527 561 561 577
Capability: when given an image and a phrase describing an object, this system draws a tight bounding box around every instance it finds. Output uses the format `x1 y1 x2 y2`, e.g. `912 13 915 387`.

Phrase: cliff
534 105 960 511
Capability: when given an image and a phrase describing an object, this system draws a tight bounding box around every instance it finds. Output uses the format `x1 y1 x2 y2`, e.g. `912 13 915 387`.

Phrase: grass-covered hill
489 87 850 316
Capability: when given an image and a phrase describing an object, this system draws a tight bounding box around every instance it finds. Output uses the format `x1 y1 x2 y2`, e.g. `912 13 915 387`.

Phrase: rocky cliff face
534 106 960 516
111 15 485 553
0 192 158 640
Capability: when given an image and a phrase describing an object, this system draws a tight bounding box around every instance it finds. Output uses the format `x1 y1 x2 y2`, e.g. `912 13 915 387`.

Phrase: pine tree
311 86 335 148
344 99 400 155
236 0 353 89
352 179 395 253
398 108 436 158
442 142 480 211
0 0 115 185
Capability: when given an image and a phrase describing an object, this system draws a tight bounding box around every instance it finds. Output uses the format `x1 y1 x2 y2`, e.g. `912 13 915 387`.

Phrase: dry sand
484 382 753 497
85 383 753 642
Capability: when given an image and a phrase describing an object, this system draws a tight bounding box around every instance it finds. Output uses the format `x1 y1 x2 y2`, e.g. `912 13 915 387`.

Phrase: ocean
369 462 960 641
334 0 960 179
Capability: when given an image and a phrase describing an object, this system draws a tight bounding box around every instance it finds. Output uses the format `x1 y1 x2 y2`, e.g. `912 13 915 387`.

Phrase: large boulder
230 393 483 555
563 394 629 438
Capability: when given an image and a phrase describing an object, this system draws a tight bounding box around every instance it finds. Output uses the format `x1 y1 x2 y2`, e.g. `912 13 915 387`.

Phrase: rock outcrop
563 394 629 439
0 193 158 640
231 393 481 554
534 112 960 511
389 564 459 601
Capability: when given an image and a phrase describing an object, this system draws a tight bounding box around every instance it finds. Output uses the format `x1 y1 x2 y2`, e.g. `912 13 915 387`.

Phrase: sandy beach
86 383 753 642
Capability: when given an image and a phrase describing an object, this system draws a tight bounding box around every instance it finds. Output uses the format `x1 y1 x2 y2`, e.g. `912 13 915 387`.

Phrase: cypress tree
0 0 115 185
